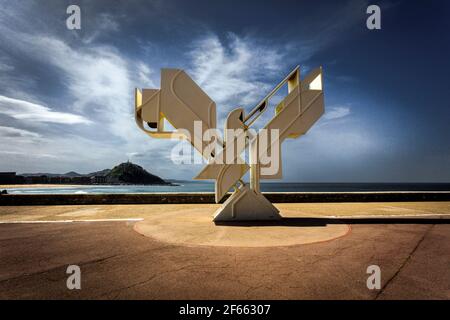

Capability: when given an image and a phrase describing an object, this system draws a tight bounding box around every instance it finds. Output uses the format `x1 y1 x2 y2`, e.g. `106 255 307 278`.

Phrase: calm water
5 181 450 194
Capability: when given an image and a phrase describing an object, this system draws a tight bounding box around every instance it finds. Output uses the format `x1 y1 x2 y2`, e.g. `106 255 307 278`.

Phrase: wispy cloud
188 33 284 114
1 150 58 159
0 59 14 72
0 125 41 139
83 13 121 44
0 9 175 174
324 106 351 120
0 95 91 124
3 30 156 142
137 62 157 87
18 36 130 128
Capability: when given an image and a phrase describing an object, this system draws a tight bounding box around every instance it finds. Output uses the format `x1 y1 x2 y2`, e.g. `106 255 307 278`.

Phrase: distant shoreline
0 183 178 189
0 184 86 189
2 182 449 195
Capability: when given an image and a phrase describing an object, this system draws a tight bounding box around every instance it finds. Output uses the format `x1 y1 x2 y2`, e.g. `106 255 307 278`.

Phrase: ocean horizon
5 181 450 195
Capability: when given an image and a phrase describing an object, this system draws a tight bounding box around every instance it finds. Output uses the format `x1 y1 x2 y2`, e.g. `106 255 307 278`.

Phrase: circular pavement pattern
133 206 350 247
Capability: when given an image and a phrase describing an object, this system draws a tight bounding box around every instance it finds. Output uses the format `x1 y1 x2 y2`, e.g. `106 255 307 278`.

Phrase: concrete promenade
0 202 449 299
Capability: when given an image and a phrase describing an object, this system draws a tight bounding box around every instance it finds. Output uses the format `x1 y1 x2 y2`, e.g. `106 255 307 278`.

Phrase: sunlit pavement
0 203 449 299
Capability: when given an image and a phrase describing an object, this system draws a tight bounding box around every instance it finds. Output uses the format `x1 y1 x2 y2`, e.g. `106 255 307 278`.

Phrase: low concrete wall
0 192 449 206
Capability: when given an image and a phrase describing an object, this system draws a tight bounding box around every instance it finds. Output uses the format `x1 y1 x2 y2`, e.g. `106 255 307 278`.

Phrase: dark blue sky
0 0 449 182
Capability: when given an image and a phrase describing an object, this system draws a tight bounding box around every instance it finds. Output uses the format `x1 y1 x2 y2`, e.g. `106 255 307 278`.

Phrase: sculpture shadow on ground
214 217 450 227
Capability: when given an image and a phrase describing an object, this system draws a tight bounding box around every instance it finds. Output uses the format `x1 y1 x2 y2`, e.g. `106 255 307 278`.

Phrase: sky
0 0 449 182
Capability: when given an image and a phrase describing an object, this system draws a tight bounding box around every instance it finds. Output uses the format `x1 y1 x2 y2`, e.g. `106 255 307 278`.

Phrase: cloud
188 33 284 114
97 13 120 32
0 14 176 174
0 125 41 139
324 106 351 120
82 13 121 44
7 32 148 140
0 95 92 124
137 62 157 87
281 111 382 182
126 152 146 159
1 150 58 159
0 60 14 72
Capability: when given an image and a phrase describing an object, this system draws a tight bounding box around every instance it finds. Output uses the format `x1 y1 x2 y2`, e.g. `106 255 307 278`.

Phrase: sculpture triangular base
213 185 282 222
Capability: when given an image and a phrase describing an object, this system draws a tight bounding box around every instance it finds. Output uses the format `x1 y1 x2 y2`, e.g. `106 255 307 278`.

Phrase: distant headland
0 162 173 186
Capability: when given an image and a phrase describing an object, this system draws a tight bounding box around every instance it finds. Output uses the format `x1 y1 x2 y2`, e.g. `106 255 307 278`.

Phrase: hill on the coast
18 162 170 185
105 162 169 185
63 171 83 177
87 169 111 177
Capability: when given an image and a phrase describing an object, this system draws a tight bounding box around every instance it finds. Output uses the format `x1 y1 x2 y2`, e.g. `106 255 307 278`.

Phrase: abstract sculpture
135 66 324 221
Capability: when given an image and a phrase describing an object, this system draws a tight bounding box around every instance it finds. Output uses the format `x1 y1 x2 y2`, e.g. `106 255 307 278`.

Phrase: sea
4 181 450 194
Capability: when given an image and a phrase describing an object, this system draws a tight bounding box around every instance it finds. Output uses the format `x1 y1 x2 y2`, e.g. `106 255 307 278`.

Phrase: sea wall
1 192 449 206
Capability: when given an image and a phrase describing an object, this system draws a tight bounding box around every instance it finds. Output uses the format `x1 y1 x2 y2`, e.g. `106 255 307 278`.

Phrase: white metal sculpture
135 66 324 221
